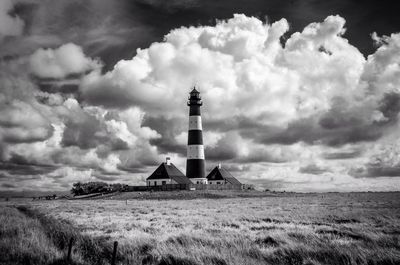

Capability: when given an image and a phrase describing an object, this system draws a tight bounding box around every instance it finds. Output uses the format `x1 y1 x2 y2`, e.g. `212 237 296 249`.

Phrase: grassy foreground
1 192 400 265
0 206 120 265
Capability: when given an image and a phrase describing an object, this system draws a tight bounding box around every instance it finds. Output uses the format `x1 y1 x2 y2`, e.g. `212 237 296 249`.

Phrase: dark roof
190 87 199 94
147 163 192 184
206 167 225 181
206 166 242 185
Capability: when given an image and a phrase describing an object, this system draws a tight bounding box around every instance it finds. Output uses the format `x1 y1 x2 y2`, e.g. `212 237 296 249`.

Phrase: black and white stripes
186 88 206 182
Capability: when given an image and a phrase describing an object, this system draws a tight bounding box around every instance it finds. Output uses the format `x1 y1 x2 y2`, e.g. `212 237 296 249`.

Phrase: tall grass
0 206 118 265
1 192 400 265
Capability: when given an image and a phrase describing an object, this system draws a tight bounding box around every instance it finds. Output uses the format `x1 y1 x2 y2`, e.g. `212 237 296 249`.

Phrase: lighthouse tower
186 87 207 184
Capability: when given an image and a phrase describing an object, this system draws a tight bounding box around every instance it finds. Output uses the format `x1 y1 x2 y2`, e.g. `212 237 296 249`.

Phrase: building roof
147 163 192 184
206 166 242 185
190 87 199 94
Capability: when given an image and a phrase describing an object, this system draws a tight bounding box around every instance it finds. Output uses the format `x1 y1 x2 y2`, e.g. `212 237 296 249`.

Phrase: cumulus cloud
80 15 366 125
0 100 53 143
30 43 102 79
0 54 162 191
79 14 383 141
2 13 400 192
75 14 400 191
0 60 54 145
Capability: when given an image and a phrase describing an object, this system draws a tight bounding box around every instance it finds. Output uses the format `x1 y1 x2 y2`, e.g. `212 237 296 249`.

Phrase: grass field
1 191 400 265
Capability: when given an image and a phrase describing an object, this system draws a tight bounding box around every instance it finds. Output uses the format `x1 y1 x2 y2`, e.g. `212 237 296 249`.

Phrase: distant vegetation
71 182 127 196
1 192 399 265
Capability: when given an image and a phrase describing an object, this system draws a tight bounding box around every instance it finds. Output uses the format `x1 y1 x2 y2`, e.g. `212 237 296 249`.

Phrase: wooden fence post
67 237 74 261
111 241 118 265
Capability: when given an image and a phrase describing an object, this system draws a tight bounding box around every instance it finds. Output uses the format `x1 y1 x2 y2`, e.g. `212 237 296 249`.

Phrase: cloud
30 43 101 78
299 163 330 175
135 0 200 13
0 99 53 143
350 165 400 178
79 14 371 131
206 132 243 161
60 100 128 150
76 14 400 192
0 153 57 176
0 54 162 188
362 33 400 95
349 142 400 178
0 0 24 38
143 116 186 155
322 149 362 160
2 12 400 192
0 59 54 145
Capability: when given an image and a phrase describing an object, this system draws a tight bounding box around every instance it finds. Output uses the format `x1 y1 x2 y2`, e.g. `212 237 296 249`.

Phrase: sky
1 0 400 194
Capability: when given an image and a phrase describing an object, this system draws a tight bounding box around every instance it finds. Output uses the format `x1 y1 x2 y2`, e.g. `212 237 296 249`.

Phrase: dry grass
1 192 400 265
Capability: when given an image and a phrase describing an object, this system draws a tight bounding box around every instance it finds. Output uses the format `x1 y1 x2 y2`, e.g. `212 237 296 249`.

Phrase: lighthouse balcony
187 100 202 106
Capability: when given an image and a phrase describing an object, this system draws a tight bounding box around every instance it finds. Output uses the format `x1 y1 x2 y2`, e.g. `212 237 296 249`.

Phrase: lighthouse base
189 178 208 184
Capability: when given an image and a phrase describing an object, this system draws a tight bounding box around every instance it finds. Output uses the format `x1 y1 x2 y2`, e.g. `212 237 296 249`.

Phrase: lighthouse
186 87 207 184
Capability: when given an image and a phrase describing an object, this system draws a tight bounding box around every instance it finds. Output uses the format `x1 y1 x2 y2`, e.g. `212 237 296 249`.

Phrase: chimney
218 163 221 169
166 157 171 165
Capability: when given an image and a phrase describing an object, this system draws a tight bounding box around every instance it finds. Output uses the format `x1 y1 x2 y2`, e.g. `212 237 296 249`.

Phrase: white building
206 164 242 186
146 158 192 186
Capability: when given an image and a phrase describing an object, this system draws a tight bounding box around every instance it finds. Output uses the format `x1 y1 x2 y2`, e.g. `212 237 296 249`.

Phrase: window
197 181 199 184
162 181 167 185
154 181 157 186
217 182 220 184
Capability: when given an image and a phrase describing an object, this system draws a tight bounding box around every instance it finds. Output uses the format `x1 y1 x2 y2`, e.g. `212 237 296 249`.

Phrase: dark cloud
1 183 16 188
246 94 400 147
206 133 240 161
143 116 186 155
248 117 382 147
80 84 136 109
35 78 81 95
61 111 129 151
117 165 149 174
349 164 400 178
299 164 330 175
93 174 120 181
365 166 400 178
0 154 58 176
204 114 271 132
323 149 362 160
117 155 159 174
378 92 400 122
135 0 200 13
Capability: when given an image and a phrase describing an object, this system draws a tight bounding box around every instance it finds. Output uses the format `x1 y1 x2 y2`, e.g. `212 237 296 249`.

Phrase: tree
71 182 84 196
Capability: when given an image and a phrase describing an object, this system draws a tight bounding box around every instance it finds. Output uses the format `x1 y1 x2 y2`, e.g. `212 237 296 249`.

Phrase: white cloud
2 13 400 192
30 43 102 78
76 14 400 191
80 14 370 126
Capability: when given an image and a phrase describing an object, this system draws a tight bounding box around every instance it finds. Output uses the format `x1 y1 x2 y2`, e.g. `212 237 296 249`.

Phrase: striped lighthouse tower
186 87 207 184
